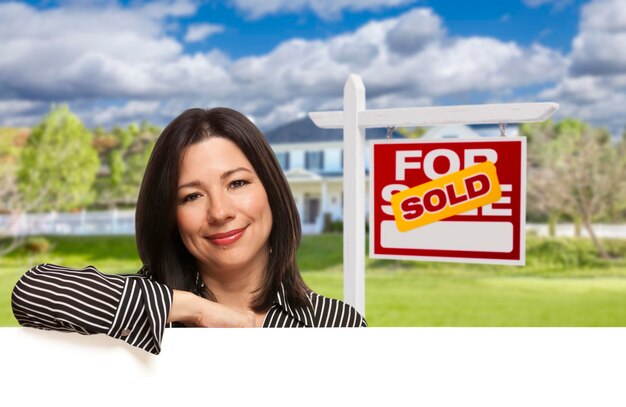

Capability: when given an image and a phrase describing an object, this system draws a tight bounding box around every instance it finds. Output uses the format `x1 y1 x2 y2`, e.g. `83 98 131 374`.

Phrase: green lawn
2 234 626 326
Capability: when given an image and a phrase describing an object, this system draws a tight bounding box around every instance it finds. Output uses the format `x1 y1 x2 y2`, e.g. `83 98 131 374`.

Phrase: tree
1 134 23 254
397 126 427 138
612 126 626 221
18 105 99 212
521 119 563 234
0 129 38 255
92 120 160 208
524 118 626 258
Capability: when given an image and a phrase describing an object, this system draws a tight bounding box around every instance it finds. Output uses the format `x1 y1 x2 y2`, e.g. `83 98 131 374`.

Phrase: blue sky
1 0 625 135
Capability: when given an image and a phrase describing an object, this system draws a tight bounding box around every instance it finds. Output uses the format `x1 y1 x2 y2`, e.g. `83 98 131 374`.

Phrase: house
265 118 507 234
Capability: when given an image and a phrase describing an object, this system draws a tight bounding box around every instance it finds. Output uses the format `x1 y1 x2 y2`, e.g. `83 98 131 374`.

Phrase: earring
195 271 205 288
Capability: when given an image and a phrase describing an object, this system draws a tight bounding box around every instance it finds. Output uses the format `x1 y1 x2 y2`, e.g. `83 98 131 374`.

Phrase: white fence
0 209 325 236
2 210 626 238
527 223 626 239
0 209 135 236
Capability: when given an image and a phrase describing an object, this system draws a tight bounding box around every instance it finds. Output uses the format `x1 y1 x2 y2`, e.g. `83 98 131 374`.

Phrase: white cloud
571 31 626 76
532 0 626 135
540 76 614 104
0 100 43 117
539 72 626 134
523 0 551 6
223 10 566 128
0 4 567 128
541 83 626 135
385 8 445 54
570 0 626 76
522 0 573 9
253 100 309 129
371 39 565 98
0 2 187 100
0 0 241 106
229 0 416 20
579 0 626 32
0 3 590 133
92 100 162 125
184 23 225 42
138 0 198 18
0 99 47 127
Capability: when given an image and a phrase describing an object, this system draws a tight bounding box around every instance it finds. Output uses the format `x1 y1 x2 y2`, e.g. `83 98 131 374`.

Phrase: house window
275 151 290 170
305 150 324 171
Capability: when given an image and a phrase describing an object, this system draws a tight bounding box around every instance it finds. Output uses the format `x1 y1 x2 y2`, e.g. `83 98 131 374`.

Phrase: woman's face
176 137 273 277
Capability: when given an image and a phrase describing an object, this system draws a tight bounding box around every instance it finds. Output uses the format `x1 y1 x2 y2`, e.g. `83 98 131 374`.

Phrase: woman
11 108 367 355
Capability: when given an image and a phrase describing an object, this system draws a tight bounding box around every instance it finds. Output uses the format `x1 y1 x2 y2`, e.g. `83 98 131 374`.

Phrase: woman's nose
206 192 235 224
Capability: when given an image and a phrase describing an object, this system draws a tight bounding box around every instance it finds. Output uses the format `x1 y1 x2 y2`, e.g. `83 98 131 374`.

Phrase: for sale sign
369 137 526 265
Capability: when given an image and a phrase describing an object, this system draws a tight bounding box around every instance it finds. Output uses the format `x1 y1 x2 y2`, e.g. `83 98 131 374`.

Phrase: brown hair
135 107 309 311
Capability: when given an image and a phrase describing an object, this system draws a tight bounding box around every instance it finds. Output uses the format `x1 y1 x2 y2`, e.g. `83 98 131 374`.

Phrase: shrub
525 237 607 269
24 237 51 254
326 220 343 233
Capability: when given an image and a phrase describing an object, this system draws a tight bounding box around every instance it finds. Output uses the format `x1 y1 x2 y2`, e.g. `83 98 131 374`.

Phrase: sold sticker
390 161 501 232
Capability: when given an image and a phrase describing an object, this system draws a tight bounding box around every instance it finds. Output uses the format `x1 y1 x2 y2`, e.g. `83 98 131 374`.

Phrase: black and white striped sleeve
11 263 173 355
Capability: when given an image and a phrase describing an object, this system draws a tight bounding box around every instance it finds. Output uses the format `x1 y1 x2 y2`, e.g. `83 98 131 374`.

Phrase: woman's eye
182 192 201 203
229 179 249 190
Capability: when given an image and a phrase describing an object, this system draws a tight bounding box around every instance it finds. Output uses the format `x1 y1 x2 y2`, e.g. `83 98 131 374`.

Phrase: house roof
284 168 322 181
263 116 402 144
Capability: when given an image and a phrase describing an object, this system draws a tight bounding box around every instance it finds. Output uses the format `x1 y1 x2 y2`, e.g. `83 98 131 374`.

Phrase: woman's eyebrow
178 168 253 190
220 167 252 180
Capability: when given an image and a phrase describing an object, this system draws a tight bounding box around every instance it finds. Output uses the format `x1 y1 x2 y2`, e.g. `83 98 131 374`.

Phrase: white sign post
309 74 558 316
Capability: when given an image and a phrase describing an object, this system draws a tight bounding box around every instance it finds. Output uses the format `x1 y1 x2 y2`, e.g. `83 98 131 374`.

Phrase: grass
2 234 626 327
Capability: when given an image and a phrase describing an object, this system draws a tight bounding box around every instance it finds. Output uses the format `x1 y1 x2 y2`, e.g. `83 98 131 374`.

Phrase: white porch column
320 179 328 233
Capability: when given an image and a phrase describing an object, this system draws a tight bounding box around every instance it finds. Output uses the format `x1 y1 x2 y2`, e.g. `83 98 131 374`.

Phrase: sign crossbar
311 103 559 129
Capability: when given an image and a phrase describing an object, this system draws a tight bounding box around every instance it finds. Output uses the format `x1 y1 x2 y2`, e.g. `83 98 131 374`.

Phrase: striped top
11 263 367 355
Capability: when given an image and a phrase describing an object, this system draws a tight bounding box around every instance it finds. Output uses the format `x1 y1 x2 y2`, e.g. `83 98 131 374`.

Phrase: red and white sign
369 137 527 265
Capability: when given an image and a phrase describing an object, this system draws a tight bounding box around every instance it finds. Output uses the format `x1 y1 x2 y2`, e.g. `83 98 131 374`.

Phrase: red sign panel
369 138 526 265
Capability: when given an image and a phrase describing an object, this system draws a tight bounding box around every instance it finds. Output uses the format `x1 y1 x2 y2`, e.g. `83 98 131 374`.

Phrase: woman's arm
168 290 256 327
12 264 257 355
11 263 172 354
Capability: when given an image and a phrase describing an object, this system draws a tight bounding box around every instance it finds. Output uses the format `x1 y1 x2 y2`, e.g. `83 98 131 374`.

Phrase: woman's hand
168 290 256 327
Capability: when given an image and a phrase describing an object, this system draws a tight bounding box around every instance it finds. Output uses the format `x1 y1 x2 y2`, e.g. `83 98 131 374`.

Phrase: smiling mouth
206 227 247 246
